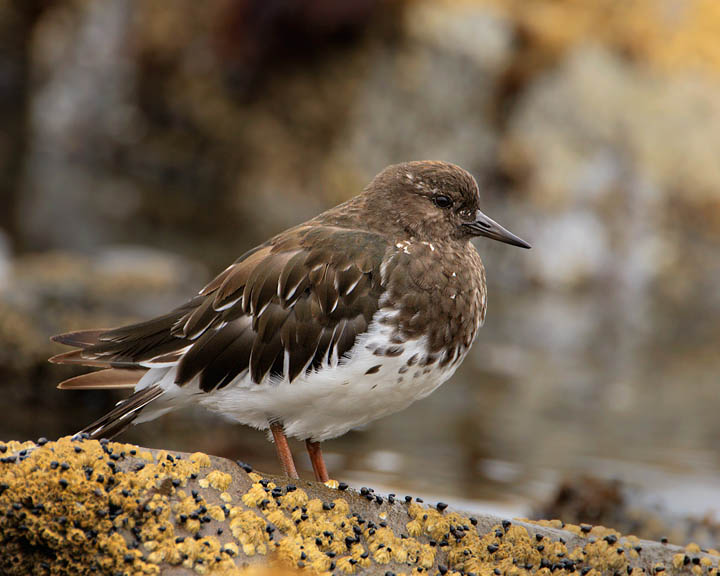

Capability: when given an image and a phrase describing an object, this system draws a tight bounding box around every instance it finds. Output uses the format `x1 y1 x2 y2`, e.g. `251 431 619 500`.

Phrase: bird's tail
50 328 166 439
78 385 165 440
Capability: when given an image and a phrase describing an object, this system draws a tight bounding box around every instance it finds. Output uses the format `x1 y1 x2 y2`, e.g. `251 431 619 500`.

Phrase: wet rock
536 475 720 551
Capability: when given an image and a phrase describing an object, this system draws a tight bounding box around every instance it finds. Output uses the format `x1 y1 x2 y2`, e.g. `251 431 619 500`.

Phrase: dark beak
464 209 531 249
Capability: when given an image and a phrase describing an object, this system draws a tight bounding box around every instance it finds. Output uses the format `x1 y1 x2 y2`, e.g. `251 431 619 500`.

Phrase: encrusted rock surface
1 437 718 575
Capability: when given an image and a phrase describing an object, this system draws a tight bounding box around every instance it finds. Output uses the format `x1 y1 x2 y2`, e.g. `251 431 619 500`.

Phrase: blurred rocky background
1 0 719 548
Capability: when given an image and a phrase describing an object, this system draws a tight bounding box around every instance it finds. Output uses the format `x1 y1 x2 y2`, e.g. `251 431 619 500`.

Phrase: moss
1 437 718 575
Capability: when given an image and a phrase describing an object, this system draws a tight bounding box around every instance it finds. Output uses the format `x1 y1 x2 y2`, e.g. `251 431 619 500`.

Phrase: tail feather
57 368 145 390
49 349 150 369
80 386 164 439
50 350 114 368
51 329 107 348
51 311 196 439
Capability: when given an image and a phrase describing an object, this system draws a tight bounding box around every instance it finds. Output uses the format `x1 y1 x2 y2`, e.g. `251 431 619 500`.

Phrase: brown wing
52 225 388 392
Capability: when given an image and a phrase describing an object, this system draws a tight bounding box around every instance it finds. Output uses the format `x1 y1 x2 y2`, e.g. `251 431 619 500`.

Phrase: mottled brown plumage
50 160 530 481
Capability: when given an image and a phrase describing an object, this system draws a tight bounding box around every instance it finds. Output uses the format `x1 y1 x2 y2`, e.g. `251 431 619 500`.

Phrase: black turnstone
50 161 530 482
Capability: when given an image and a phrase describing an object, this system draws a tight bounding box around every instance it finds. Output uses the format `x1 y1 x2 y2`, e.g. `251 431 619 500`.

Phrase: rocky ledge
1 437 718 576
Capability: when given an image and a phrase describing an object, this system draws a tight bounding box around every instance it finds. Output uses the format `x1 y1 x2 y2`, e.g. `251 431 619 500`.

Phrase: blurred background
1 0 719 546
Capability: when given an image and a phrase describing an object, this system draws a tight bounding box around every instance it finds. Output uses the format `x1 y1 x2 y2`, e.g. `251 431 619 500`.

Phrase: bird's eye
433 194 453 209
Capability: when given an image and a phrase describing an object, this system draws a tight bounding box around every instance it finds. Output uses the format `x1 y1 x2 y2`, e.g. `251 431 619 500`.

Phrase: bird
50 160 530 483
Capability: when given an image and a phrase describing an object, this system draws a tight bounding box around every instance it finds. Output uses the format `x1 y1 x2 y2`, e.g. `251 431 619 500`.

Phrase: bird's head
364 160 531 248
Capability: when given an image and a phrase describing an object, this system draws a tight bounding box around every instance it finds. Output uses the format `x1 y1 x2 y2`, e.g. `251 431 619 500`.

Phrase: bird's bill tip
464 210 531 249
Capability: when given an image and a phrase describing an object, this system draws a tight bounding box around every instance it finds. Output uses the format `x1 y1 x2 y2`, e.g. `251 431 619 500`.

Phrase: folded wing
52 226 388 393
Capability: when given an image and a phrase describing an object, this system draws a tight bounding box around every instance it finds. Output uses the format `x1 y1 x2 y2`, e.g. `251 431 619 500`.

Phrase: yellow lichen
2 437 716 576
206 470 233 491
190 451 212 467
0 438 246 575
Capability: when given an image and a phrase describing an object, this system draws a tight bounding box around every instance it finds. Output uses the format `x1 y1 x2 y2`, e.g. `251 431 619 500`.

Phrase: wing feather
255 304 291 342
213 247 271 311
175 320 249 385
177 295 217 339
278 251 309 303
52 226 388 397
199 327 255 391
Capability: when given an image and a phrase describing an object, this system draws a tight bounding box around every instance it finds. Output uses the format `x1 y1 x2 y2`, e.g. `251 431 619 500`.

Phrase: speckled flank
1 438 718 575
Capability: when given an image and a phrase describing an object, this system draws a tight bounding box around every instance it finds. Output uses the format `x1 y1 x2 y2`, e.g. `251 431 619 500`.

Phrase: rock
502 46 720 289
15 0 720 296
0 230 10 291
536 475 720 552
333 3 512 187
19 0 139 252
1 437 718 575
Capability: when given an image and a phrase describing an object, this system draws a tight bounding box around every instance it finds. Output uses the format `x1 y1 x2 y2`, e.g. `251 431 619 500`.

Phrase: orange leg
306 439 329 483
270 422 299 479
